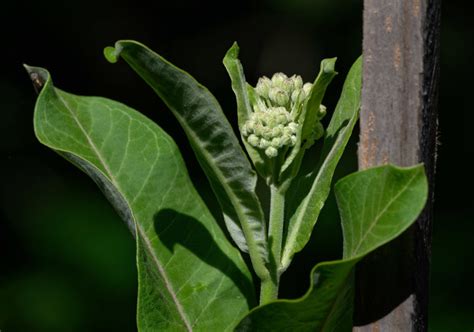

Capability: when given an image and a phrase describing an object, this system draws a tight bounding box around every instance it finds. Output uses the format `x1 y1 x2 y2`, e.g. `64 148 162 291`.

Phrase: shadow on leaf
153 209 256 308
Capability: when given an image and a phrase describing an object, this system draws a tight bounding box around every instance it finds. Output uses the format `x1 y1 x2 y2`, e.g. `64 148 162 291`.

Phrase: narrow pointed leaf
303 58 337 138
279 57 338 184
235 164 428 331
301 57 337 141
105 40 269 280
223 43 270 180
28 66 256 331
281 56 362 270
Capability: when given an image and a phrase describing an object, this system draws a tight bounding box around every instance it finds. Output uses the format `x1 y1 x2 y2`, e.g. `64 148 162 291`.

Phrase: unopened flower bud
290 135 297 145
271 126 282 137
317 104 327 120
269 88 289 106
276 113 288 125
303 82 312 97
271 73 288 88
291 89 301 104
253 123 263 136
259 138 270 149
281 134 291 145
265 146 278 158
244 72 322 158
248 134 259 147
271 137 282 147
287 122 297 134
291 75 303 91
256 76 272 98
262 127 273 140
241 123 249 136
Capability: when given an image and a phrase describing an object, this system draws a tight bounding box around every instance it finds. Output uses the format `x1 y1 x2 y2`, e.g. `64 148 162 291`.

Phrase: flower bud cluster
254 73 313 110
241 106 298 158
241 73 313 158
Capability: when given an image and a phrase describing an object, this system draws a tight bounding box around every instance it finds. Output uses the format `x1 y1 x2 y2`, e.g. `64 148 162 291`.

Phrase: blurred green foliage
1 0 471 331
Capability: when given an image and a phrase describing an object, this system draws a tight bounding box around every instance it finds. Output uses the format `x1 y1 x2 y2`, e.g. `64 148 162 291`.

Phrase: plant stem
260 184 285 304
260 277 278 304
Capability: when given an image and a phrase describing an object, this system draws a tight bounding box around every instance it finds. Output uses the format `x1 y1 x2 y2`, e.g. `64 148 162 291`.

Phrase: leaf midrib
282 112 355 267
173 111 269 276
349 171 419 257
57 93 193 331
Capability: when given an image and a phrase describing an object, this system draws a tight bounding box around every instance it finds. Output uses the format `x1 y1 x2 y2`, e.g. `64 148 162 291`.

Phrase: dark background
1 0 472 331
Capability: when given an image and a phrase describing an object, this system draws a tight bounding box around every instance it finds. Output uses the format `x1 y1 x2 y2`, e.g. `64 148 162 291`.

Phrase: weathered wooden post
354 0 441 331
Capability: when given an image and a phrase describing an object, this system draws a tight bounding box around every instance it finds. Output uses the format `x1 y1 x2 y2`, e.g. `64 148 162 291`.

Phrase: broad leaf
27 66 256 331
281 56 362 270
235 164 428 331
104 41 269 280
336 164 428 259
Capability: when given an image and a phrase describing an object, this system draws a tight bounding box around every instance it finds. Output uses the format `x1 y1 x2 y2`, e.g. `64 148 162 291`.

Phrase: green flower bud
282 127 292 137
262 127 273 140
253 123 263 136
271 73 288 88
241 123 249 136
303 82 312 97
271 126 282 137
291 89 301 104
317 104 327 120
256 76 272 98
288 122 298 134
242 72 321 159
265 146 278 158
247 119 257 130
259 138 270 149
290 135 297 145
291 75 303 91
269 88 289 106
271 137 282 147
276 113 287 125
248 134 259 147
281 133 291 145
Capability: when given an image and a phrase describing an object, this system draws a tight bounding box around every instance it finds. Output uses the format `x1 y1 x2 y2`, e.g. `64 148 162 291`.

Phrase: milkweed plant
26 40 427 331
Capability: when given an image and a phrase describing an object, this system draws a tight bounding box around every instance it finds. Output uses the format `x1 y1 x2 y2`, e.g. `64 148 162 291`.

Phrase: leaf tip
321 57 337 75
23 64 48 93
225 41 240 60
104 42 125 64
103 46 119 63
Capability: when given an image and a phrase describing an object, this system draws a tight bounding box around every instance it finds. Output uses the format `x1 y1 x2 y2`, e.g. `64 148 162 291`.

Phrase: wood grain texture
355 0 440 331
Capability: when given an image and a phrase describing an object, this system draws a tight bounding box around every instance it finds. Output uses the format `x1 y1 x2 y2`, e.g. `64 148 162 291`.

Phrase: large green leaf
281 56 362 271
27 66 256 331
337 164 428 259
235 164 428 331
104 41 269 280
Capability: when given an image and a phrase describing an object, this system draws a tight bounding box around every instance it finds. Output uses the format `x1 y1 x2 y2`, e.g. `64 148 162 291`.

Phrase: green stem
260 184 285 304
260 277 278 304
